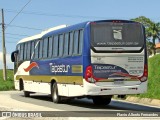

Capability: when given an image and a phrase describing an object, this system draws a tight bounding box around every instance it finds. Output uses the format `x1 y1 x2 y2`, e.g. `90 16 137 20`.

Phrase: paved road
0 91 160 120
0 91 160 119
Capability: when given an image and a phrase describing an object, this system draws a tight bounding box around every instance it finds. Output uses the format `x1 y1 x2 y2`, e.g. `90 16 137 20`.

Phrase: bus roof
17 19 138 44
42 20 139 38
17 21 89 44
17 25 67 44
42 21 88 38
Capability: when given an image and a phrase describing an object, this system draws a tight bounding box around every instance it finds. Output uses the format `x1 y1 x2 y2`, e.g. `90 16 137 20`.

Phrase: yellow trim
72 65 83 73
16 75 83 85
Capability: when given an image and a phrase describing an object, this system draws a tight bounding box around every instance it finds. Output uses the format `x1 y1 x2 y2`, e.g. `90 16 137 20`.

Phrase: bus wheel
24 91 30 97
92 96 111 105
51 83 61 103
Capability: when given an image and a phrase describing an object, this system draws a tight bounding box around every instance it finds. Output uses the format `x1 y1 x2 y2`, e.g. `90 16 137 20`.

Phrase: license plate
114 79 124 84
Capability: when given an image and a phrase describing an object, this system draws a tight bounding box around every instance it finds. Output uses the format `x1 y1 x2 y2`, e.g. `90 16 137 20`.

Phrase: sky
0 0 160 69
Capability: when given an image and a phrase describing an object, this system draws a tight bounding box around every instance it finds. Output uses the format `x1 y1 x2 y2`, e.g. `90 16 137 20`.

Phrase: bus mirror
11 50 18 62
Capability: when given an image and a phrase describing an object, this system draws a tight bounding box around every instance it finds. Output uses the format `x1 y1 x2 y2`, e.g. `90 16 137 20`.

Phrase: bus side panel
83 23 91 78
23 81 51 94
14 56 85 97
14 61 30 90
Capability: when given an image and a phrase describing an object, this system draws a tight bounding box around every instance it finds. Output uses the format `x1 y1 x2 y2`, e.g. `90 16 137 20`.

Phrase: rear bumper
83 79 147 96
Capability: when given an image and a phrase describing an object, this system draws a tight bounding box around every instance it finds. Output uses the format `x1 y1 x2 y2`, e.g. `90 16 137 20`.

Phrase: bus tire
92 96 111 105
51 83 61 103
24 91 30 97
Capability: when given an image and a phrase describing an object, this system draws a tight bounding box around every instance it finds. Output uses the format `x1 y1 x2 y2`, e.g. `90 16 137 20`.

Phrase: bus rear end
84 20 147 104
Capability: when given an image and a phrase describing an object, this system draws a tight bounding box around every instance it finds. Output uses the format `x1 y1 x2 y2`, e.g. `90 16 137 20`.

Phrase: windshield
91 22 144 52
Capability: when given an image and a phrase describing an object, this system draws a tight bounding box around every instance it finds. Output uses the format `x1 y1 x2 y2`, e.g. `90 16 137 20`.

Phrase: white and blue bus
11 20 148 105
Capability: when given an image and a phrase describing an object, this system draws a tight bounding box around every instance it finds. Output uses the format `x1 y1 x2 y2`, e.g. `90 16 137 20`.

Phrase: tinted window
59 34 64 57
53 35 58 57
79 30 83 54
73 31 79 55
23 43 27 60
91 22 144 51
31 41 35 59
27 42 31 59
34 40 39 59
64 33 69 56
43 38 48 58
20 44 24 60
39 40 43 59
16 44 20 61
69 32 73 55
48 37 53 58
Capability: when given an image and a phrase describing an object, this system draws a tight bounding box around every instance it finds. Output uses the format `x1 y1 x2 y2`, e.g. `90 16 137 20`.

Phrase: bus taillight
85 66 96 83
144 64 148 77
139 64 148 82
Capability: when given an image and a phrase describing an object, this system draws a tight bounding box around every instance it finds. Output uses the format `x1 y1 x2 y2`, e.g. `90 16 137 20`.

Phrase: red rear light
85 66 92 82
139 64 148 82
143 64 148 77
85 66 103 83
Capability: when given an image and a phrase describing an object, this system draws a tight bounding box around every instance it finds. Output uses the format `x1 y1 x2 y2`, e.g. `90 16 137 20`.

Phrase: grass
131 54 160 99
0 70 14 91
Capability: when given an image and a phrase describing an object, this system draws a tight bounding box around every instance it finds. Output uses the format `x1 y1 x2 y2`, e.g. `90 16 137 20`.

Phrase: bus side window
24 43 27 60
53 35 58 57
31 41 35 59
20 44 24 61
69 32 73 56
48 37 53 58
34 40 40 59
43 37 49 58
64 33 69 57
27 42 31 59
79 30 83 54
73 30 79 55
16 44 20 61
39 39 43 59
59 34 64 57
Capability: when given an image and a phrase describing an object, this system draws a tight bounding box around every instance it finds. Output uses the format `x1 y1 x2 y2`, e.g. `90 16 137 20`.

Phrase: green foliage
132 16 160 39
134 55 160 99
131 16 153 28
132 16 160 55
146 41 154 55
0 70 14 91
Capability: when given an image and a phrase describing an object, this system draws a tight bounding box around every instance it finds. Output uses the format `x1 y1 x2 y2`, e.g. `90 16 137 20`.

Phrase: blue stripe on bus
30 56 83 76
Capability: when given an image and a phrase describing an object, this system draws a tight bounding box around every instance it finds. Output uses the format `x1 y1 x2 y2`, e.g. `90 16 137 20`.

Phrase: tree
146 41 154 56
132 16 160 55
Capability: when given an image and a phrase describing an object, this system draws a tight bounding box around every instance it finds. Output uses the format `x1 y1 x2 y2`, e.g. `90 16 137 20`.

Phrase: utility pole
1 9 7 80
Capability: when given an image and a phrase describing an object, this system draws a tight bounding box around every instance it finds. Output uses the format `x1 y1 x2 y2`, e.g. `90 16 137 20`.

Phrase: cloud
0 52 13 69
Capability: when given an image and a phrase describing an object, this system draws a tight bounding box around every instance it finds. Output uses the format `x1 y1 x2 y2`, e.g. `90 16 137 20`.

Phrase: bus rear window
91 22 144 51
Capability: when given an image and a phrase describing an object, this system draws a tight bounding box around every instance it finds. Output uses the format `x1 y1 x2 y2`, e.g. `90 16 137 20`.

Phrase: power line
0 35 27 43
5 32 29 37
5 9 106 19
5 0 32 29
6 24 43 31
5 9 160 22
0 40 17 43
4 32 29 37
1 36 21 39
0 35 21 43
4 41 17 43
